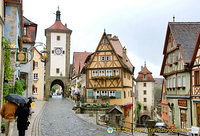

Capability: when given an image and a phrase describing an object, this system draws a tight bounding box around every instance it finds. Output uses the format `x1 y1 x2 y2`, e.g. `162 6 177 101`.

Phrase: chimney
123 46 127 63
65 23 67 28
141 66 143 70
107 34 112 40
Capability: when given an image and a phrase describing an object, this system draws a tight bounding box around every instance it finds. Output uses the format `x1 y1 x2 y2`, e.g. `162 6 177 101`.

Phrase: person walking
0 101 18 136
15 103 30 136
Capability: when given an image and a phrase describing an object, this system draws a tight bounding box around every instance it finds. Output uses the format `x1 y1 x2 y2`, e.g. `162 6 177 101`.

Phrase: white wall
50 33 66 77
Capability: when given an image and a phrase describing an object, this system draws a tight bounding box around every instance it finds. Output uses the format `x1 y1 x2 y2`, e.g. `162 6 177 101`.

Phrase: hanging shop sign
16 52 27 63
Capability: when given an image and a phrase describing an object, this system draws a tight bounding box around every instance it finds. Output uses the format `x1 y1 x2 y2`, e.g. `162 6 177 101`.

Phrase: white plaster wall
136 82 154 114
50 33 66 76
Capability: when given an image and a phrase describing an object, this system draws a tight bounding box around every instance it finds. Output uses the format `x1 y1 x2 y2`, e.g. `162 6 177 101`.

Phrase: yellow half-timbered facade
85 32 134 128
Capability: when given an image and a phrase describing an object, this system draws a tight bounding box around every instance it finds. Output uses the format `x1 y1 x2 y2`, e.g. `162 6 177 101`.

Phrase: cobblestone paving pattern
40 96 138 136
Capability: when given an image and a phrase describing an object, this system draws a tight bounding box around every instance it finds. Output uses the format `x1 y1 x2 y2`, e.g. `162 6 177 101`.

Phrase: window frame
33 73 39 80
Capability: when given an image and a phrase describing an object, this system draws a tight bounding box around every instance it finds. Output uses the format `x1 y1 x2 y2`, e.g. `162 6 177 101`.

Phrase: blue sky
23 0 200 78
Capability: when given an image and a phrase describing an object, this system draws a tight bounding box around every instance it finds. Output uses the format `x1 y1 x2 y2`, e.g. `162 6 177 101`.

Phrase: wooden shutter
88 90 93 98
116 90 121 99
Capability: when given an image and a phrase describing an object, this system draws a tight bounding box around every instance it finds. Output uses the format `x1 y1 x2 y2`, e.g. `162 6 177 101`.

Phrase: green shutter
88 90 93 98
116 90 121 99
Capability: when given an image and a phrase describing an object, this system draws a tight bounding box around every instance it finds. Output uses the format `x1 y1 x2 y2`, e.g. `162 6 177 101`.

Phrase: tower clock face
55 48 62 55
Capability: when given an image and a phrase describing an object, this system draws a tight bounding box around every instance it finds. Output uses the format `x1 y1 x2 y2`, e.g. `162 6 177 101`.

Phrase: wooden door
180 109 187 129
197 103 200 125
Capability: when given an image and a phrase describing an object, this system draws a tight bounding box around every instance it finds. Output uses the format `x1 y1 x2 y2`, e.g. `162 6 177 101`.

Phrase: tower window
56 68 60 74
52 50 54 54
57 36 60 41
144 106 147 110
144 83 146 87
144 98 147 102
144 90 146 95
63 50 65 54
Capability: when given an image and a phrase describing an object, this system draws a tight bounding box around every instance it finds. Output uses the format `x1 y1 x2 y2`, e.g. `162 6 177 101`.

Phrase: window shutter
88 90 93 98
116 90 121 99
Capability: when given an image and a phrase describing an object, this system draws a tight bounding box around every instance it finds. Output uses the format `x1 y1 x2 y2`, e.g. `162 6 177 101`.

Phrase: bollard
147 120 156 136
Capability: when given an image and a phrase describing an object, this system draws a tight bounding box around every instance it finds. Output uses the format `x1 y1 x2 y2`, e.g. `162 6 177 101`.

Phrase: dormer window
144 74 146 80
103 39 107 44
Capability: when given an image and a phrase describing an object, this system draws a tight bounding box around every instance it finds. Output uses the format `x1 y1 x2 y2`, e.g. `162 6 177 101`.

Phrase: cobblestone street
40 96 120 136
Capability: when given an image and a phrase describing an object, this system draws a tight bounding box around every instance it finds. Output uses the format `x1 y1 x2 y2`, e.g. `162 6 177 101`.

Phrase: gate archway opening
140 115 151 127
50 79 64 97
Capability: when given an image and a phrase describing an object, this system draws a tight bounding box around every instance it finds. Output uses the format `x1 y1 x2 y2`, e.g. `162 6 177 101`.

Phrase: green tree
51 84 60 93
2 37 15 102
3 37 15 80
135 101 142 122
14 80 25 95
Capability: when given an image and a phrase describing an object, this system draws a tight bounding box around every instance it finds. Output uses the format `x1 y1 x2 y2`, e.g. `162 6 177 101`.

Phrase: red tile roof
73 52 92 75
110 35 134 70
136 65 154 82
46 20 69 31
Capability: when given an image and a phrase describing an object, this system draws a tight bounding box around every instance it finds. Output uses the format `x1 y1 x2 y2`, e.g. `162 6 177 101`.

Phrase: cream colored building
32 47 44 100
136 64 155 125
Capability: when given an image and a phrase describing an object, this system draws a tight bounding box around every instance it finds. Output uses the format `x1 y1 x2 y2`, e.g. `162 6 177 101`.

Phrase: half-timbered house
190 32 200 127
85 32 134 128
160 22 200 128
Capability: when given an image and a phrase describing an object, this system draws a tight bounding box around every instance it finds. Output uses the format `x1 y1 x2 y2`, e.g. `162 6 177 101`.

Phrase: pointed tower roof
45 7 72 35
136 63 155 82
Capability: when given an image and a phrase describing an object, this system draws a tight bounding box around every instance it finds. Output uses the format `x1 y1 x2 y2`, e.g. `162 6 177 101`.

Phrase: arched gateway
44 8 72 99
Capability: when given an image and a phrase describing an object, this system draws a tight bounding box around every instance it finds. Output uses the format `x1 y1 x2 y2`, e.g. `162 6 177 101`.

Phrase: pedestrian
0 101 18 136
15 103 30 136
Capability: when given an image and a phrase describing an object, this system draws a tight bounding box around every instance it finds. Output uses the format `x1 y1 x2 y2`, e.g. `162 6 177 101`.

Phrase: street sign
16 52 27 63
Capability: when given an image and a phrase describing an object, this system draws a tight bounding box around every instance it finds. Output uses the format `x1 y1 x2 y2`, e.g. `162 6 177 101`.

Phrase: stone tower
44 8 72 98
136 62 155 125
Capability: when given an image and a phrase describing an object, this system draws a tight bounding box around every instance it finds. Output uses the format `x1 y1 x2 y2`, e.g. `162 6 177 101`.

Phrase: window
96 91 100 98
57 36 60 41
101 56 105 61
175 51 178 62
33 87 38 94
106 56 110 61
92 70 98 77
173 78 176 88
124 91 126 98
170 78 172 88
130 90 133 97
178 76 181 87
52 50 54 54
182 76 186 87
103 38 107 44
35 62 39 68
167 79 169 88
169 54 173 64
124 72 126 78
144 106 147 110
109 91 116 97
99 70 105 76
144 83 146 87
195 71 200 85
23 27 27 35
23 48 27 52
113 69 119 76
63 51 65 54
144 98 147 102
101 91 108 96
144 74 146 80
33 73 38 80
144 90 146 95
56 68 60 74
106 70 112 76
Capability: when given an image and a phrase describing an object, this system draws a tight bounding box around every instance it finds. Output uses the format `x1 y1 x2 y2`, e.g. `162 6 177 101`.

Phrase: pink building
161 79 170 127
